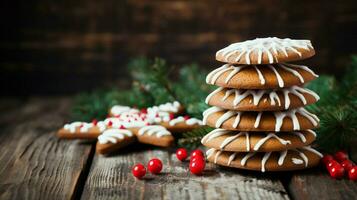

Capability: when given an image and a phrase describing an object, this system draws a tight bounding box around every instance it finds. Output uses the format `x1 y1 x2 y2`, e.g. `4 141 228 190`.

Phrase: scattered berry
190 149 204 159
348 167 357 181
334 151 348 162
92 119 98 125
189 159 205 175
322 154 334 165
328 164 345 179
176 148 188 161
190 156 205 164
147 158 163 174
326 160 339 170
132 164 146 179
341 160 354 171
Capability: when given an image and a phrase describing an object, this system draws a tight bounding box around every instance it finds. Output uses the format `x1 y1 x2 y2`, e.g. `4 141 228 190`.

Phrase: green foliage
177 126 214 150
305 56 357 152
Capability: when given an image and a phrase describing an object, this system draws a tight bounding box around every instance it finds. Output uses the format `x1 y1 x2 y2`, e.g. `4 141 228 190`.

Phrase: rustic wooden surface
0 98 356 200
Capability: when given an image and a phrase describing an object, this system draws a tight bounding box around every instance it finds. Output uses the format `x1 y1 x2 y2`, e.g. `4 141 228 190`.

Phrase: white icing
278 150 288 166
228 153 237 166
206 148 216 159
292 158 304 165
110 105 139 116
64 122 92 133
301 146 323 158
203 107 319 131
138 125 171 138
97 129 133 144
169 116 185 126
292 132 307 143
240 152 256 166
253 133 291 151
254 112 263 128
186 118 203 126
205 63 317 87
261 152 272 172
168 116 203 126
205 86 319 110
216 37 313 64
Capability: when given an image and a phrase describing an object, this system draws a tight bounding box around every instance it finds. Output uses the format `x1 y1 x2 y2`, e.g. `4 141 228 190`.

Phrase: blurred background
1 0 356 96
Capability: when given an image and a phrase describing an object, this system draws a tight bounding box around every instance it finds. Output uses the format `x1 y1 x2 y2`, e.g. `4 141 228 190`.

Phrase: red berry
189 159 205 175
176 148 188 161
107 121 113 126
341 160 354 171
328 165 345 179
322 154 334 165
132 164 146 179
92 119 98 125
169 113 175 120
147 158 163 174
348 167 357 181
190 149 204 159
334 151 348 162
184 115 190 120
190 156 205 164
326 160 339 170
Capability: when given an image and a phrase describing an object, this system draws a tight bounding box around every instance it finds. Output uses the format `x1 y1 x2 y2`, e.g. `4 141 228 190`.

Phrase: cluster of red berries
322 151 357 180
132 148 206 179
132 158 163 179
176 148 206 175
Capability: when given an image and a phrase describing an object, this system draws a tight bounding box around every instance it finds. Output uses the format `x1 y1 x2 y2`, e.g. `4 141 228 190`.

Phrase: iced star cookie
132 125 174 147
206 146 322 172
203 107 319 131
206 86 319 111
206 63 318 89
160 116 203 133
96 128 136 154
57 121 107 139
216 37 315 65
201 129 316 152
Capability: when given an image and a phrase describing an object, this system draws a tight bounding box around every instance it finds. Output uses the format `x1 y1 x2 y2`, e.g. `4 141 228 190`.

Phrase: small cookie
206 63 318 89
133 125 174 147
57 121 106 139
206 146 322 172
96 128 136 154
160 116 203 133
201 129 316 152
203 107 319 131
206 86 319 111
216 37 315 64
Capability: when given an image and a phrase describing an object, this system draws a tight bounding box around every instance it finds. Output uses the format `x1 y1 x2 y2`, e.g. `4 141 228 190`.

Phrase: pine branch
177 126 214 150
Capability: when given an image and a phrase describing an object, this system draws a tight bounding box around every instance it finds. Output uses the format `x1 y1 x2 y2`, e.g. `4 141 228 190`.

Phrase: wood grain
0 98 95 200
82 146 289 200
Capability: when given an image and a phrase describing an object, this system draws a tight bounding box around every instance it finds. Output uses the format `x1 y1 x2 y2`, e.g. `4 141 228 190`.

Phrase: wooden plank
0 98 95 200
82 146 289 200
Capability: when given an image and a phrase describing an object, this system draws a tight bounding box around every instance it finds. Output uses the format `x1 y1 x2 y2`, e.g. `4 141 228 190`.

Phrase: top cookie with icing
216 37 315 64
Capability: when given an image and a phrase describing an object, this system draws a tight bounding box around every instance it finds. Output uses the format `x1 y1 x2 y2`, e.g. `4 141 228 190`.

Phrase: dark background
1 0 356 96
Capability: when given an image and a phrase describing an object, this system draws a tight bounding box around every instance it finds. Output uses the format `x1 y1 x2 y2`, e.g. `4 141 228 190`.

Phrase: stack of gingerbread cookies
201 37 323 172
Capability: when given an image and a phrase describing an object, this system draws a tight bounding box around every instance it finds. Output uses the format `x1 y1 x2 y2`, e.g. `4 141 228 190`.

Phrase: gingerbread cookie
206 63 318 89
206 86 319 111
202 129 316 152
133 125 174 147
57 121 106 139
216 37 315 64
203 107 319 131
206 146 322 172
160 116 203 133
96 128 136 154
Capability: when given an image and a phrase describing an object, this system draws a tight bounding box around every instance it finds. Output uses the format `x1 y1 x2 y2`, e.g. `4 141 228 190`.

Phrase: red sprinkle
120 125 125 129
184 115 190 120
141 108 147 114
92 119 98 125
107 121 113 126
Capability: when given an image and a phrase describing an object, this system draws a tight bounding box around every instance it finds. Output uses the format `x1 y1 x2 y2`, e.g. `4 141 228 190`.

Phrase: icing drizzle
138 125 171 138
206 147 322 172
216 37 314 64
205 63 318 87
203 106 319 131
98 129 133 144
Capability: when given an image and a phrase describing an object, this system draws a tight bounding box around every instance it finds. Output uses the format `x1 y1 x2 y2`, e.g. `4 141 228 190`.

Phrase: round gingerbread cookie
205 86 319 111
206 146 322 172
160 116 203 133
203 107 319 132
201 129 316 152
216 37 315 64
206 63 318 89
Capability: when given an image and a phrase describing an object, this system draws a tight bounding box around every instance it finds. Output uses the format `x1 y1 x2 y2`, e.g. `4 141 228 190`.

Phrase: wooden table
0 97 356 200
